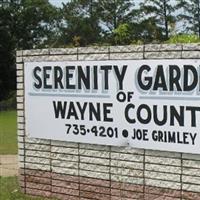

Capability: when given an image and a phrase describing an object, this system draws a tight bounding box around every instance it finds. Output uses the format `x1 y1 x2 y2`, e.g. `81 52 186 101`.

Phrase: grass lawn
0 176 54 200
0 110 17 154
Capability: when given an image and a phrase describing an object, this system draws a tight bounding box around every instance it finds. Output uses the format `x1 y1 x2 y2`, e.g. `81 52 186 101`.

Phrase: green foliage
0 110 17 154
176 0 200 37
98 0 134 31
0 0 60 101
98 0 138 44
2 0 200 102
0 176 57 200
62 0 102 46
0 4 16 100
140 0 176 40
166 34 200 43
15 0 60 49
131 40 144 45
0 91 16 111
113 23 131 45
132 17 163 43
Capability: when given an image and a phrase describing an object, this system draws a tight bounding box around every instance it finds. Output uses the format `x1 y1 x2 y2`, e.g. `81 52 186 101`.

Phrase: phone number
65 124 119 138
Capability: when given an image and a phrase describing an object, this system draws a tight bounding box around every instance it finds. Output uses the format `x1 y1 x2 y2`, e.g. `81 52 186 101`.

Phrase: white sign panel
25 60 200 154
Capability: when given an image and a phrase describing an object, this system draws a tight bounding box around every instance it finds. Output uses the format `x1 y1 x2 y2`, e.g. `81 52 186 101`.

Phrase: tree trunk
198 0 200 37
163 0 169 40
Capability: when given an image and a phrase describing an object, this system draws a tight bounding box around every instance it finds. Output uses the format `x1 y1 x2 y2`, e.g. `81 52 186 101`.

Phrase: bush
113 23 132 45
166 34 200 44
0 91 16 111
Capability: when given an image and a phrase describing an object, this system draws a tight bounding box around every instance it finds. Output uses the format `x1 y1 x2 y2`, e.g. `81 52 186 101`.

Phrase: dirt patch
0 155 18 176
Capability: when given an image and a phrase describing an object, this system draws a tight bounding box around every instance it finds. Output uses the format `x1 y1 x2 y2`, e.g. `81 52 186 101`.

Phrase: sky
49 0 176 8
49 0 142 7
49 0 69 7
48 0 183 32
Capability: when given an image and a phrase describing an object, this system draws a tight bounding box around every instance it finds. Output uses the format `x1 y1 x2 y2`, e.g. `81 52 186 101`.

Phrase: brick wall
17 44 200 200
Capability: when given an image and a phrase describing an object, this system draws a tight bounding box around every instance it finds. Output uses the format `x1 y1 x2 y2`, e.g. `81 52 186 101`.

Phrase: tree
0 0 59 101
16 0 59 49
98 0 135 32
113 23 131 45
132 17 163 43
62 0 101 46
140 0 176 40
97 0 138 44
176 0 200 37
0 4 16 100
0 0 59 50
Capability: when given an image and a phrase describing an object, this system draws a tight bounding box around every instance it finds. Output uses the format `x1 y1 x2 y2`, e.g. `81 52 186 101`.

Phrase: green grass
0 176 54 200
0 110 17 154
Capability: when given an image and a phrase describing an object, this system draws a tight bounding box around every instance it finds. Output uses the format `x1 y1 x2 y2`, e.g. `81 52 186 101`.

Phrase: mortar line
143 149 145 200
109 145 111 200
22 61 27 195
181 153 183 200
50 139 52 198
78 143 80 199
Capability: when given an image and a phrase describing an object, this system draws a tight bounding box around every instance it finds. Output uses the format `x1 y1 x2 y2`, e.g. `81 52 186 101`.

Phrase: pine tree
0 0 59 100
62 0 101 46
177 0 200 37
98 0 134 32
140 0 176 40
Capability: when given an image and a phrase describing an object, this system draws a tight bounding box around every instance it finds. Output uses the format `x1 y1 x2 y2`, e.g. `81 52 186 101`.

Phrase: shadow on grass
0 110 17 155
0 176 56 200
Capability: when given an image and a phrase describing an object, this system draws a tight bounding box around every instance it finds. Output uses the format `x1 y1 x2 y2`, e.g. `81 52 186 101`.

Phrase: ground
0 110 17 154
0 110 54 199
0 176 53 200
0 155 18 176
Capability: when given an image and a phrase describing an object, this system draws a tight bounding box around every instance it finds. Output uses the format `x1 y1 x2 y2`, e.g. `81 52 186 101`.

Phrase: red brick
52 179 79 189
111 188 121 196
26 182 51 191
111 197 123 200
182 191 200 200
52 173 79 182
18 174 25 181
111 188 143 199
80 198 93 200
52 193 79 200
111 197 138 200
80 191 110 200
80 176 110 187
122 190 144 199
145 186 181 198
80 184 110 194
19 168 25 175
111 181 144 193
145 193 180 200
26 188 51 198
19 168 200 200
26 175 51 184
19 180 25 188
52 186 79 196
25 169 51 178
